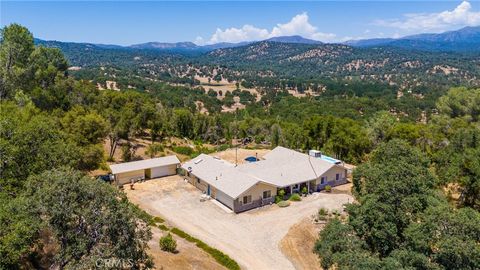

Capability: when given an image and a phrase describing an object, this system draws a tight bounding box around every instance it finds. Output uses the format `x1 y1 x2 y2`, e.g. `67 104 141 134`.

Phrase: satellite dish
188 167 192 172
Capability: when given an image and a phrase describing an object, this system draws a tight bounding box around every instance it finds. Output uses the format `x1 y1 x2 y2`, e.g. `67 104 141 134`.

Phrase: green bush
217 144 230 152
324 185 332 192
146 143 164 158
159 233 177 253
278 201 291 207
289 193 302 201
318 208 328 216
158 224 169 231
171 227 240 270
275 195 283 204
152 216 165 223
301 186 308 195
278 189 285 198
173 146 194 156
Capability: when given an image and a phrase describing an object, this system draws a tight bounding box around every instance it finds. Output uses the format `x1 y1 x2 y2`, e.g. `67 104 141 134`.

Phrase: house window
336 174 340 181
321 177 326 184
293 184 299 189
243 195 252 204
263 190 271 199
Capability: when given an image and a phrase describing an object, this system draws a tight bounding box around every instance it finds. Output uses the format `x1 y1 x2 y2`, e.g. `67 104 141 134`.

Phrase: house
110 155 180 186
181 146 348 213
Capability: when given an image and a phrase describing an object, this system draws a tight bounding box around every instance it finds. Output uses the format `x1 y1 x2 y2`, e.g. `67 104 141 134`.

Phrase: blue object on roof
244 156 258 162
321 155 341 164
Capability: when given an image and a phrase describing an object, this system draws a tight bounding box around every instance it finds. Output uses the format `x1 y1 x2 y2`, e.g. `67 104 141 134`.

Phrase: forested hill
199 41 480 86
37 37 480 90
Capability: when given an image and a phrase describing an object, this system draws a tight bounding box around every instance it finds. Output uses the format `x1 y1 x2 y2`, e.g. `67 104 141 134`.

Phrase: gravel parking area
125 175 353 270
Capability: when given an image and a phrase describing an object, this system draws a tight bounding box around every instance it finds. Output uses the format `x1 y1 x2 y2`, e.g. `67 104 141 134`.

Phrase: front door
207 184 211 196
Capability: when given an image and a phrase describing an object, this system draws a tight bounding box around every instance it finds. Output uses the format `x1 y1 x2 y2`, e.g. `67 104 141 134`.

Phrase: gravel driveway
125 176 353 270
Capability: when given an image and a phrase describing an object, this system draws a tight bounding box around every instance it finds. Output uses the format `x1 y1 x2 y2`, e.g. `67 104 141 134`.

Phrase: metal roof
181 147 343 198
110 155 180 174
237 146 335 187
181 154 266 199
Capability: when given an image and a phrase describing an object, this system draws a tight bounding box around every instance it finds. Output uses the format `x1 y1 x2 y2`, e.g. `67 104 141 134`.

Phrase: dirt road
126 176 353 270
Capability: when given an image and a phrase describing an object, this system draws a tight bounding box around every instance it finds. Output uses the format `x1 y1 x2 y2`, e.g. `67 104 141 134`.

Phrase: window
197 178 200 184
243 195 252 204
263 190 271 199
336 174 340 181
321 177 326 184
293 184 299 189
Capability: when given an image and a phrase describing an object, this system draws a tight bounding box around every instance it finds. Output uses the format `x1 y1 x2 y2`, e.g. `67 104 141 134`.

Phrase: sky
1 1 480 45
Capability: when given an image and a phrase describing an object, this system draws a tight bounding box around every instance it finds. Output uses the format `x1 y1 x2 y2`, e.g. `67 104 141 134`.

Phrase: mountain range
35 26 480 53
344 26 480 52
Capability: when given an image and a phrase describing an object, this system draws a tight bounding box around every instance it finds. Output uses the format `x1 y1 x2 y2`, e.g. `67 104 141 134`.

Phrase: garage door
215 189 234 210
116 170 145 185
150 164 177 178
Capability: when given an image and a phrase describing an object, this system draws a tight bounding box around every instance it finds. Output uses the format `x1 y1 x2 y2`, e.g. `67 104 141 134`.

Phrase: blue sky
1 1 480 45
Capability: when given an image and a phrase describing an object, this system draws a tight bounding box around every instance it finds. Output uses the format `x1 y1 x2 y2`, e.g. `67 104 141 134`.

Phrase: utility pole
234 109 238 166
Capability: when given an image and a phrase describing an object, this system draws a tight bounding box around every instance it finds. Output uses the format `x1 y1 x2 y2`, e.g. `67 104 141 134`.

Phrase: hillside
199 41 480 89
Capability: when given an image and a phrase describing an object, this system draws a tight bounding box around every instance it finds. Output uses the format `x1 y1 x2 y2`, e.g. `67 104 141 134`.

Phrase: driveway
125 175 353 270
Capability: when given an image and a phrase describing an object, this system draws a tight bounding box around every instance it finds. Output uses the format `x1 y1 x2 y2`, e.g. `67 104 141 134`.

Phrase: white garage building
110 155 180 186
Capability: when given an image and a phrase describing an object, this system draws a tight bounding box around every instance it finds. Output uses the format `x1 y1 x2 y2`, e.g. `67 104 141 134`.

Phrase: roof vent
194 158 203 164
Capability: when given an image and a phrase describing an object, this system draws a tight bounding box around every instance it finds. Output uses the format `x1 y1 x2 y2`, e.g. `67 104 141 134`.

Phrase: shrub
121 143 134 162
278 201 291 208
278 189 285 198
146 143 164 158
275 195 283 204
318 208 328 216
158 224 169 231
301 186 308 195
173 146 193 156
317 208 329 221
152 216 165 223
217 144 230 152
159 233 177 253
324 185 332 192
289 193 302 201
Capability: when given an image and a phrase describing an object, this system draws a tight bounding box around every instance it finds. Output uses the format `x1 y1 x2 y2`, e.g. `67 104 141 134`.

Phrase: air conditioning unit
309 150 322 158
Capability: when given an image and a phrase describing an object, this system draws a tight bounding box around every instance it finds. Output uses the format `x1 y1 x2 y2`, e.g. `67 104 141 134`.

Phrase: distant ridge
35 26 480 53
130 41 198 49
344 26 480 52
265 35 322 44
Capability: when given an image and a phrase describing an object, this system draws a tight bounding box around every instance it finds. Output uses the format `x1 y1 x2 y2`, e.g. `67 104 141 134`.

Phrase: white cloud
198 12 336 44
375 1 480 32
208 25 269 44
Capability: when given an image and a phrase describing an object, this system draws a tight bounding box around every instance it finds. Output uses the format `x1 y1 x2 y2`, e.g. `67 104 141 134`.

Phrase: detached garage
110 155 180 186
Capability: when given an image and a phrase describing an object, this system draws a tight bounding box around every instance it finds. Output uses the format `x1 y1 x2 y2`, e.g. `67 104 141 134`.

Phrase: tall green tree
0 24 35 98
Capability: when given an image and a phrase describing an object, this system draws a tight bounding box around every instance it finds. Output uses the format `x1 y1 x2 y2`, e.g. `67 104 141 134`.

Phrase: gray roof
181 147 343 198
110 155 180 174
237 146 335 187
181 154 265 199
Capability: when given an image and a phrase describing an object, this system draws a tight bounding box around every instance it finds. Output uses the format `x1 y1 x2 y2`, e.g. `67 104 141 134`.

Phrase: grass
171 227 240 270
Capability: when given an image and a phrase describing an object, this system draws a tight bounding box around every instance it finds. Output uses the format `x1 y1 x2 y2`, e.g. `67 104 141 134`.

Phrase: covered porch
279 180 316 198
